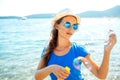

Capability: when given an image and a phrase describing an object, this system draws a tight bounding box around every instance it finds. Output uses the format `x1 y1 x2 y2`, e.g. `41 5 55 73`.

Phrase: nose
68 26 75 33
69 25 75 31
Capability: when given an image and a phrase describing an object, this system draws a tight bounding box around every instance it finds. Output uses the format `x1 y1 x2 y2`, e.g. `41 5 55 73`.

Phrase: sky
0 0 120 16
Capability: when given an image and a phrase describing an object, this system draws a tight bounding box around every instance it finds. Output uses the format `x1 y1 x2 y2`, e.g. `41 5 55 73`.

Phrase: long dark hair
42 18 63 66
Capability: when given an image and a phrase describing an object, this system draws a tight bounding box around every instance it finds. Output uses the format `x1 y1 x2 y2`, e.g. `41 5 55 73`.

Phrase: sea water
0 18 120 80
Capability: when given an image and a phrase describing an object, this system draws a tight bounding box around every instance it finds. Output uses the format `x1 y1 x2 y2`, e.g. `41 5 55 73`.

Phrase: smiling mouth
66 32 72 35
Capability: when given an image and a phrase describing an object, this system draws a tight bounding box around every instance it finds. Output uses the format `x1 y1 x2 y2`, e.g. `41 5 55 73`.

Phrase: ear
55 24 60 30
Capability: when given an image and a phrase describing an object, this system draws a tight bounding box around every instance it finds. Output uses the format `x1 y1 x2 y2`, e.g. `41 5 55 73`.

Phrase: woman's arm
35 59 70 80
35 59 53 80
83 30 117 79
85 54 110 79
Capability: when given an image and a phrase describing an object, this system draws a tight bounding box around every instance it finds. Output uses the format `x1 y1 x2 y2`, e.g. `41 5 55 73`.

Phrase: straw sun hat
52 8 81 26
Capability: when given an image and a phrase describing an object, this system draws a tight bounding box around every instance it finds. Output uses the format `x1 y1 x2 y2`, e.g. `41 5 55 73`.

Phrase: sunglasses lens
65 22 71 28
62 21 78 30
73 24 78 30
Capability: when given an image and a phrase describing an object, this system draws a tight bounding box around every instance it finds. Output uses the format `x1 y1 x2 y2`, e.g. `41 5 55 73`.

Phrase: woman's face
56 16 78 40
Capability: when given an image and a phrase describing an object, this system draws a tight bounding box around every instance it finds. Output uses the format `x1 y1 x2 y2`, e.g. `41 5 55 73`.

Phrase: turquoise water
0 18 120 80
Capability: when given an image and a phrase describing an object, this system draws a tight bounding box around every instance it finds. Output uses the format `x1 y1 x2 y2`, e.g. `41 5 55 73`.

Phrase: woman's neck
57 36 71 48
53 35 72 55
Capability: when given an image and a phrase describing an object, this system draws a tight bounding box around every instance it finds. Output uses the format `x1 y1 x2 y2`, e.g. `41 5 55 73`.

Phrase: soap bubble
73 57 92 71
73 57 82 70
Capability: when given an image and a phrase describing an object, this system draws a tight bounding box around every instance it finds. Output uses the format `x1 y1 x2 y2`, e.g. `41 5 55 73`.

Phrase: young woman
35 12 117 80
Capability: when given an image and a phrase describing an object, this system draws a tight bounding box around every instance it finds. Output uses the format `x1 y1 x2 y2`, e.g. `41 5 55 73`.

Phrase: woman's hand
104 30 117 54
50 65 70 80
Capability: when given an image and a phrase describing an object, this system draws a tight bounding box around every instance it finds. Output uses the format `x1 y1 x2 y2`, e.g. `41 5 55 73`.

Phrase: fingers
105 30 117 46
57 72 69 79
52 65 70 79
109 30 117 45
57 67 70 79
104 30 117 53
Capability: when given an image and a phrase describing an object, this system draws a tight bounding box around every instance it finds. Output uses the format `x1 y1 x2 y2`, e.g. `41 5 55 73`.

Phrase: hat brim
52 13 80 26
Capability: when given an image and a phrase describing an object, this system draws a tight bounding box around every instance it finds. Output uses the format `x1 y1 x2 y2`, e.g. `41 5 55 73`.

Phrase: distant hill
0 16 21 19
22 5 120 18
0 14 55 19
78 5 120 17
0 5 120 19
26 14 55 18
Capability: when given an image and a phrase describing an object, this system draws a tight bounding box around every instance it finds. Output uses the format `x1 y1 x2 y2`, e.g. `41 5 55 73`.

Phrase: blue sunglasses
60 22 79 30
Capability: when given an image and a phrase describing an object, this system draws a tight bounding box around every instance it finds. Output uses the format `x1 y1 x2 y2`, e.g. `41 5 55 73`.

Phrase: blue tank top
42 42 89 80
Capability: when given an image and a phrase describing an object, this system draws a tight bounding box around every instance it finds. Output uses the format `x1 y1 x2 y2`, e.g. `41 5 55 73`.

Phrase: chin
65 35 72 40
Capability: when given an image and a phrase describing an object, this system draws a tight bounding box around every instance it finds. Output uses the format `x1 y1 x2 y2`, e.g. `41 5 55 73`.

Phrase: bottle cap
65 66 70 72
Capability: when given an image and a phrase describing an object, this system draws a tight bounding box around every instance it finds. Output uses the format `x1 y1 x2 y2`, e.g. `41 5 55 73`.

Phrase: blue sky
0 0 120 16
